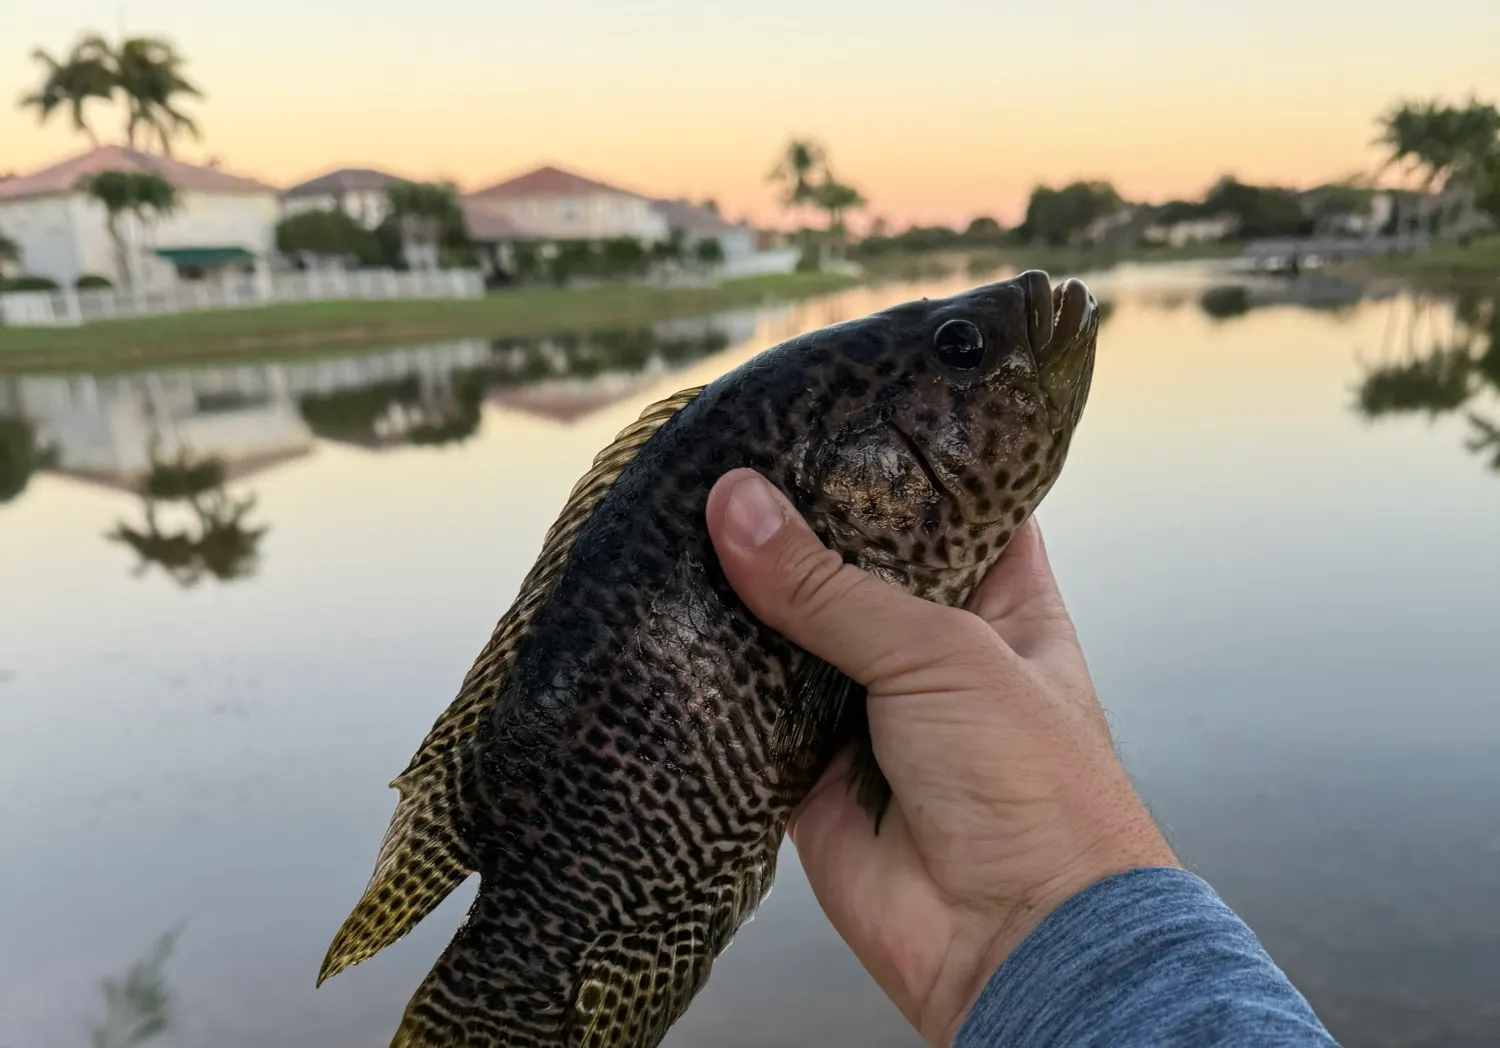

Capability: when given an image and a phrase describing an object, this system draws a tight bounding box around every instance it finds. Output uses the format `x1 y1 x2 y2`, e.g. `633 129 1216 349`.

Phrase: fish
317 269 1100 1048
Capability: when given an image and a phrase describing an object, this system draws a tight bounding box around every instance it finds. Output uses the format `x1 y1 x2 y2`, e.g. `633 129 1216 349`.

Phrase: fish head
800 270 1098 578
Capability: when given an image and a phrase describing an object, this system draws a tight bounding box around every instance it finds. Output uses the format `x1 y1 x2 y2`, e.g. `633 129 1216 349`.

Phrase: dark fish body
318 272 1100 1047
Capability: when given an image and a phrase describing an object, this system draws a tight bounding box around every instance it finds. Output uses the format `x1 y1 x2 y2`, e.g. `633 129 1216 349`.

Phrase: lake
2 262 1497 1048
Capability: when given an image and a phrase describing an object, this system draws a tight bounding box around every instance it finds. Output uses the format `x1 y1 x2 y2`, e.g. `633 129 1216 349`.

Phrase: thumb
705 468 978 687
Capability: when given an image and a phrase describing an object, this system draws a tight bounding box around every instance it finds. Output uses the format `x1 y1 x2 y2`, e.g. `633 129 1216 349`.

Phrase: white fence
719 248 801 279
0 267 485 328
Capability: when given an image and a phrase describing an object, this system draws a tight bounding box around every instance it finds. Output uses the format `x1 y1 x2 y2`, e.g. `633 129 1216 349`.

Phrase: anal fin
566 857 778 1048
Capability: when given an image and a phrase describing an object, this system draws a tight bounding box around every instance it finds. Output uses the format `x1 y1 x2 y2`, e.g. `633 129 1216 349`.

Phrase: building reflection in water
0 310 764 584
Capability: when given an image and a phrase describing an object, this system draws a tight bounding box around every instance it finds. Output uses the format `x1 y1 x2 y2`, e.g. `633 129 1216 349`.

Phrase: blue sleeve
953 867 1341 1048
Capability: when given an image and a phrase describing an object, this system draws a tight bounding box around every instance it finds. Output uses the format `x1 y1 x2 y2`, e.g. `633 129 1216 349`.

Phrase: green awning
153 246 255 267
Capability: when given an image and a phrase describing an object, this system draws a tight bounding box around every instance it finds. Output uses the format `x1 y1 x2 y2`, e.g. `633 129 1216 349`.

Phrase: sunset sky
4 0 1499 229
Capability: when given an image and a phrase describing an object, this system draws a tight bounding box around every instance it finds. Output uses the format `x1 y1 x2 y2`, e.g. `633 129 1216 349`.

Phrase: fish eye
932 319 985 370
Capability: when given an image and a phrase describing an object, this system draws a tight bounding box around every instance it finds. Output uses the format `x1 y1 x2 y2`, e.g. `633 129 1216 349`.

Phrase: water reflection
0 414 57 504
108 470 267 588
0 314 759 591
1197 272 1372 322
89 929 180 1048
1353 290 1500 474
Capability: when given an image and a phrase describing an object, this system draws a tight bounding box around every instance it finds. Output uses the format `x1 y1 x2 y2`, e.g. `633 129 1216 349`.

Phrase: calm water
2 263 1498 1048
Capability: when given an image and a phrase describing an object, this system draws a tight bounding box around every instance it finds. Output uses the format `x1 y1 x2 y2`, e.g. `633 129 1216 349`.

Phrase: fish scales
318 271 1101 1047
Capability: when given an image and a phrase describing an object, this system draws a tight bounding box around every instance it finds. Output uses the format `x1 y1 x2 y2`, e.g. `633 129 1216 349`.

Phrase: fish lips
1014 270 1097 423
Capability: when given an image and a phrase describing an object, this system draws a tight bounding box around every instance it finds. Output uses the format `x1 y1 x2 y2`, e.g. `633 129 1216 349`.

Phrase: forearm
954 867 1340 1048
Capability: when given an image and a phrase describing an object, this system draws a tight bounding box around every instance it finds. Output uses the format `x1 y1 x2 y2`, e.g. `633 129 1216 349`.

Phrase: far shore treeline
4 28 1500 295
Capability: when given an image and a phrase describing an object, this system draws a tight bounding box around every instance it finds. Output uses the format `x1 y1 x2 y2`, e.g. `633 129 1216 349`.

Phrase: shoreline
0 271 860 375
5 238 1497 376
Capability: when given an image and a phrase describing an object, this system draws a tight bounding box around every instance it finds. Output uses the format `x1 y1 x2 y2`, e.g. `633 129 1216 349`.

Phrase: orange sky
4 0 1499 229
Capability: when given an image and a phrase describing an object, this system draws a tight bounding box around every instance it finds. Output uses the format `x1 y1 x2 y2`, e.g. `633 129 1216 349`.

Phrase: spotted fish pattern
317 271 1101 1047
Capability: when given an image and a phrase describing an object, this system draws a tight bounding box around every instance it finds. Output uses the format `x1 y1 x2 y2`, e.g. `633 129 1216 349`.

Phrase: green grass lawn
1338 235 1500 285
0 271 861 374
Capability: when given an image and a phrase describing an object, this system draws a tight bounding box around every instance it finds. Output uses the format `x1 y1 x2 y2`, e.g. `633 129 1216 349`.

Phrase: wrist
931 829 1179 1046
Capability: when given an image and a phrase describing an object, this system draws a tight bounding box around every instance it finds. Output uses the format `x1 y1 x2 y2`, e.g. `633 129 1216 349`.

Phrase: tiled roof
0 145 275 200
469 164 641 200
460 200 531 241
650 198 749 237
282 167 401 198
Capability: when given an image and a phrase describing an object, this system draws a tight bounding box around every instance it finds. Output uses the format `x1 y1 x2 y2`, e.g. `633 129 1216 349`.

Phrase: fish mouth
1019 272 1097 427
1016 270 1096 366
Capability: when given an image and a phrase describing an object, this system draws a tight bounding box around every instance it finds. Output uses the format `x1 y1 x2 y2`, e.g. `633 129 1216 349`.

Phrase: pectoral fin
774 654 891 832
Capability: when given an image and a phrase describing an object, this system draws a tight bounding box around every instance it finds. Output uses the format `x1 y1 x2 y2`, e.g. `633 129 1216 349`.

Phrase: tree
1020 181 1124 245
384 180 470 270
1375 96 1500 235
0 231 18 268
549 240 602 285
812 179 866 239
509 241 543 282
650 228 687 268
1475 150 1500 226
17 32 202 156
275 210 379 267
964 216 1004 240
114 36 202 156
693 237 726 268
1200 177 1308 239
768 139 828 216
18 36 115 146
600 236 648 278
75 170 178 287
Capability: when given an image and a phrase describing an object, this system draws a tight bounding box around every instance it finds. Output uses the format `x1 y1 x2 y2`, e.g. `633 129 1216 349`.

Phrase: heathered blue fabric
953 867 1341 1048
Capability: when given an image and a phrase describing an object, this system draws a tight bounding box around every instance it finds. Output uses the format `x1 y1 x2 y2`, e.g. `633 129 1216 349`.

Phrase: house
0 145 278 288
460 200 540 285
1142 213 1241 248
279 167 400 230
1079 208 1146 250
648 198 758 264
464 165 670 244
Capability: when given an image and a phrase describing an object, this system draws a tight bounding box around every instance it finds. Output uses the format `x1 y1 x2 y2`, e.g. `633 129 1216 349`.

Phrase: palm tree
1375 97 1500 236
75 170 178 287
813 178 866 239
768 139 828 217
18 37 116 146
18 32 203 156
114 36 202 156
1376 100 1443 235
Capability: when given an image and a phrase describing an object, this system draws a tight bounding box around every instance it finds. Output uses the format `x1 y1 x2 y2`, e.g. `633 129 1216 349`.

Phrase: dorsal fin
317 383 708 988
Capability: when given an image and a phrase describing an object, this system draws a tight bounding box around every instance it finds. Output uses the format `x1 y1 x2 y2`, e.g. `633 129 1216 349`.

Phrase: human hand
704 468 1179 1047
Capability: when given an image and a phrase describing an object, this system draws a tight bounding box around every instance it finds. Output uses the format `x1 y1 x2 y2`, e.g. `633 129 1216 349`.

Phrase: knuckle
779 542 860 618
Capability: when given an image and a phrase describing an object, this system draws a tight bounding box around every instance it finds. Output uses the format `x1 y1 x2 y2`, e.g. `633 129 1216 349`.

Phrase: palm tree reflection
1353 290 1500 475
88 927 179 1048
108 444 266 586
